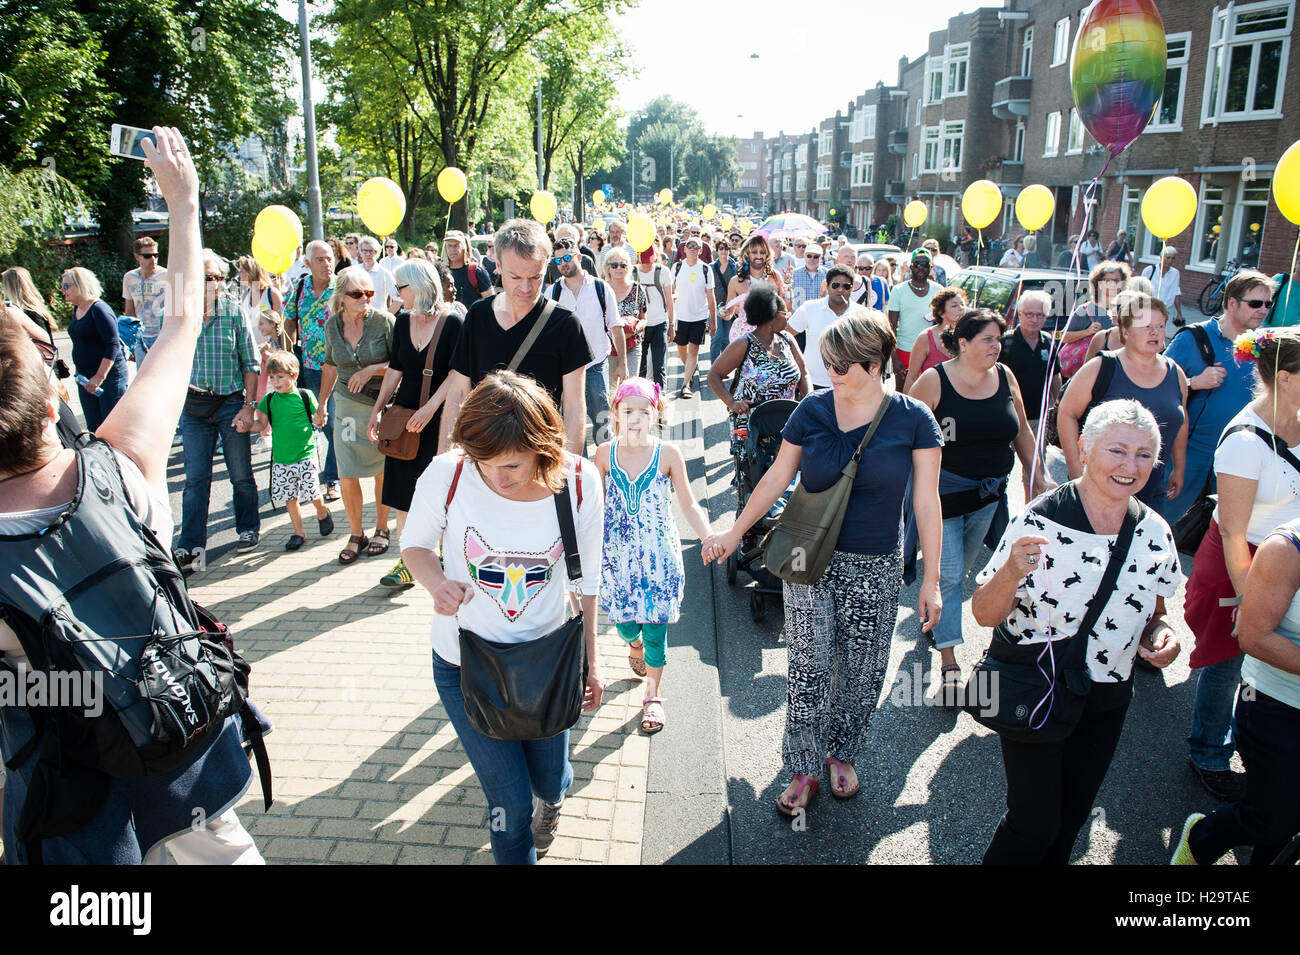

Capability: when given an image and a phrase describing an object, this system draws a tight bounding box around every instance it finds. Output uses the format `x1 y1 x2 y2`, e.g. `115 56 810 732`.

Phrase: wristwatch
243 399 257 409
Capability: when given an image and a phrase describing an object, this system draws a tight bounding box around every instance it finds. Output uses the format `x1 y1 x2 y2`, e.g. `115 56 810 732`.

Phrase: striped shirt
190 296 259 394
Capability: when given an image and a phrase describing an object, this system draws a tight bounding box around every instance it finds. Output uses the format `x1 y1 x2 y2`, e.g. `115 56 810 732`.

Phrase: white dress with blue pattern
600 439 685 624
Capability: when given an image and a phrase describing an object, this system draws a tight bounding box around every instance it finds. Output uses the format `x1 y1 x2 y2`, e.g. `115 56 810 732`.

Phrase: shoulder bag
963 496 1139 743
456 460 589 741
377 314 445 461
761 394 891 586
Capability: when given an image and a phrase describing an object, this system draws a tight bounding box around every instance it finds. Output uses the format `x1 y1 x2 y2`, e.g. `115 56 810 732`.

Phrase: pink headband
613 378 661 407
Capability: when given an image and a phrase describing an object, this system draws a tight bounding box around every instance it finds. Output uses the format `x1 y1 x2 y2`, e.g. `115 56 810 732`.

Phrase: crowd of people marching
1 126 1298 867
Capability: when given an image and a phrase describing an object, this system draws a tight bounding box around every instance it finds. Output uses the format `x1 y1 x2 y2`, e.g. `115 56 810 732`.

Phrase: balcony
992 160 1024 185
992 76 1032 120
885 180 905 203
888 129 909 155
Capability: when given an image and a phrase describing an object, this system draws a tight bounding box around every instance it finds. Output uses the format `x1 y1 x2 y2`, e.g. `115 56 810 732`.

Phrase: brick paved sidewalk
192 502 648 865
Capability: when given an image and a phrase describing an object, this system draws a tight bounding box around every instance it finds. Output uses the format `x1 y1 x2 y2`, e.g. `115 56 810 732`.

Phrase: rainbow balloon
1069 0 1167 157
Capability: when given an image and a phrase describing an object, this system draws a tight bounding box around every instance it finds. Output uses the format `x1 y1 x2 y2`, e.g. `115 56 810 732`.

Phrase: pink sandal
826 756 859 799
776 774 819 817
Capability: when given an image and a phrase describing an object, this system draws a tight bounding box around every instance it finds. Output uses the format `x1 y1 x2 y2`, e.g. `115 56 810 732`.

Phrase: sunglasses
553 253 575 265
1239 297 1273 309
805 253 821 260
608 263 628 270
204 275 224 282
827 361 857 376
828 281 851 290
138 252 159 259
60 282 74 289
345 289 375 300
395 283 408 291
857 266 872 273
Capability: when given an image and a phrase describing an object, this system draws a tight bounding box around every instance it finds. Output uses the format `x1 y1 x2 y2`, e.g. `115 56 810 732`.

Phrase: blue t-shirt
782 390 944 554
1164 318 1254 453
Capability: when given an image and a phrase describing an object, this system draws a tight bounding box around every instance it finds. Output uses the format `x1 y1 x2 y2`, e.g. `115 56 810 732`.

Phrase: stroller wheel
726 552 738 585
750 590 765 622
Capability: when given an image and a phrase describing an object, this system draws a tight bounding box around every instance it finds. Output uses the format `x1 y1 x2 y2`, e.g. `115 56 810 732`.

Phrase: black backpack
264 387 314 427
0 439 271 862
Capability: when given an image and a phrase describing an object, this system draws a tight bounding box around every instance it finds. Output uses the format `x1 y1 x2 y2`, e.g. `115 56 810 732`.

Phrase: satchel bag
963 496 1138 743
378 314 445 461
761 395 891 586
182 388 230 422
457 465 588 740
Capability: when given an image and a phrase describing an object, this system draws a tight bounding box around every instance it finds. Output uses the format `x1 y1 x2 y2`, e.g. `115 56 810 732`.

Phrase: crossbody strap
416 313 445 407
1061 496 1140 672
842 395 892 478
1219 424 1300 477
554 480 582 582
507 299 557 372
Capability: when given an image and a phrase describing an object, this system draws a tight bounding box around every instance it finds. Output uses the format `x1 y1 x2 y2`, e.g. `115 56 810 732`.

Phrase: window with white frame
1233 178 1270 268
1052 17 1070 66
1043 111 1062 156
921 126 941 173
1021 26 1034 75
862 105 876 141
783 174 791 192
1066 109 1084 153
912 152 919 180
852 153 874 187
1202 1 1292 123
863 153 874 187
1013 122 1026 162
796 171 807 192
1150 32 1191 131
1191 181 1226 266
942 122 964 172
819 130 833 155
915 98 923 124
816 166 831 191
927 56 945 103
796 143 808 165
946 44 969 96
1120 186 1141 237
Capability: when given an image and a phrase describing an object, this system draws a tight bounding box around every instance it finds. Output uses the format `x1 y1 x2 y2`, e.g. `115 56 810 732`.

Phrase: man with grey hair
601 219 636 271
1000 288 1059 431
1141 245 1184 326
357 235 400 312
440 219 591 453
284 238 340 499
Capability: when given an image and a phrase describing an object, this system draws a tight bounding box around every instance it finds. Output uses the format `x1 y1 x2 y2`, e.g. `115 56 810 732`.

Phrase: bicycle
1197 258 1239 316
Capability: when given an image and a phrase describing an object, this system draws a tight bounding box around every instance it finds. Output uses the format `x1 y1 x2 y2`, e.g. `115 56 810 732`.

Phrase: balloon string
972 229 983 307
1281 233 1299 328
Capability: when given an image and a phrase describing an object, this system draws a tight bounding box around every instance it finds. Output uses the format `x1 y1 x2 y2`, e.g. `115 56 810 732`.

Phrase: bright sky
614 0 983 138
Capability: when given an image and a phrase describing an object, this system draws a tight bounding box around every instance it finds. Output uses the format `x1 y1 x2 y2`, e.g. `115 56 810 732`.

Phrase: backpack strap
1090 351 1119 406
1218 424 1300 477
594 279 607 315
298 387 313 422
467 264 480 292
547 280 563 302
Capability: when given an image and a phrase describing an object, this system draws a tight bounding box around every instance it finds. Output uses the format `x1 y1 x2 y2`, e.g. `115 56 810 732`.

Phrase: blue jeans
1187 653 1243 771
432 651 573 865
134 332 159 366
710 318 734 364
1161 443 1215 525
77 358 129 433
179 393 260 550
585 359 610 455
300 366 338 485
933 499 999 651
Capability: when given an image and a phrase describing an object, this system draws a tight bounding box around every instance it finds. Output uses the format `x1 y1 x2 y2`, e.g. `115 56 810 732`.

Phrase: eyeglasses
828 281 851 290
827 361 856 376
857 266 872 273
804 253 821 260
204 275 224 282
138 252 158 259
395 283 408 291
608 263 628 270
345 289 375 300
1239 297 1273 309
346 240 358 246
60 282 74 289
553 253 575 265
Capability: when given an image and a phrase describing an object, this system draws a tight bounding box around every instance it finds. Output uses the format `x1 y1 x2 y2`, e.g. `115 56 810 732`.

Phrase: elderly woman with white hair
972 399 1182 864
62 266 129 431
365 259 463 589
314 265 396 564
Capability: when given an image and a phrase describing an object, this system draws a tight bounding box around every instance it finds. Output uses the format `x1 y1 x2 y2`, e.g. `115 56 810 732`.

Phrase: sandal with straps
640 697 665 734
629 639 647 677
366 529 391 556
776 774 819 817
826 756 860 799
339 534 369 565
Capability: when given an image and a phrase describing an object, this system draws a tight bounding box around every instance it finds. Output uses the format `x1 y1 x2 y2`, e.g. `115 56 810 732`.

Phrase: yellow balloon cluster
251 205 302 275
627 214 656 253
720 214 734 230
903 200 927 229
657 188 673 206
1141 177 1196 239
961 180 1003 230
1014 184 1054 232
437 167 467 204
357 177 406 235
703 204 717 220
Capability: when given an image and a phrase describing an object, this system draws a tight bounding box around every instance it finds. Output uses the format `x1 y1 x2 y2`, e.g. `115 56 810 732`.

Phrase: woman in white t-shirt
1182 328 1300 800
401 371 605 865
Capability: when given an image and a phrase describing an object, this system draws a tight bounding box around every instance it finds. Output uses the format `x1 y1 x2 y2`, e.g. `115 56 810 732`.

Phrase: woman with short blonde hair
61 265 126 431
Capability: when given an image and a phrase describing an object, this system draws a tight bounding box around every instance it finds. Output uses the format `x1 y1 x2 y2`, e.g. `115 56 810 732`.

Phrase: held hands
231 407 253 433
433 578 474 616
312 408 328 428
1006 535 1050 580
704 529 740 565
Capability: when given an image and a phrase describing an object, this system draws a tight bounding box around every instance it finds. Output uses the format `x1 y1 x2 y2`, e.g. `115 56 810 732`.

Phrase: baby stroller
725 398 799 622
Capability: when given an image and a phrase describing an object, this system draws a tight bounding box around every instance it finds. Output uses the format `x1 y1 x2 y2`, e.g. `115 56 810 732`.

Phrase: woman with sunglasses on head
314 266 396 563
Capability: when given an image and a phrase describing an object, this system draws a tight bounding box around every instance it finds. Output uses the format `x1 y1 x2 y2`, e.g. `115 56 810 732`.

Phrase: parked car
948 266 1090 332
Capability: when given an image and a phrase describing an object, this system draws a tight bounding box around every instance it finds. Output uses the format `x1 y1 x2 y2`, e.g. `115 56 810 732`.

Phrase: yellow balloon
720 214 734 230
658 188 673 206
1014 184 1055 232
903 200 927 229
961 180 1003 230
1250 222 1261 232
437 167 467 204
739 219 754 235
1212 225 1221 234
1274 140 1300 225
251 233 292 275
529 190 557 223
626 214 655 253
1141 176 1197 239
357 177 406 235
703 204 717 220
592 189 606 206
253 205 302 255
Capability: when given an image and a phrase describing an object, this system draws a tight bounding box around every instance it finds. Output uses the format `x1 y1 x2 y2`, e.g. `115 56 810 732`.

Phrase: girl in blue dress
595 378 716 733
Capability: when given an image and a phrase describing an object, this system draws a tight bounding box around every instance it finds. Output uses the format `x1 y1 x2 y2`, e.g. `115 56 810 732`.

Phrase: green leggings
615 623 668 668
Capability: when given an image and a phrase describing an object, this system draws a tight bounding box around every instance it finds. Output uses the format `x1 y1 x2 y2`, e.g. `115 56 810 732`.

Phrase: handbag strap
507 299 557 373
415 313 445 408
1060 496 1141 672
842 394 892 477
554 472 582 583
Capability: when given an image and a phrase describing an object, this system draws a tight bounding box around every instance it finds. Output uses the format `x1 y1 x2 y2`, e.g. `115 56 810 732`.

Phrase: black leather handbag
964 498 1138 743
457 486 588 741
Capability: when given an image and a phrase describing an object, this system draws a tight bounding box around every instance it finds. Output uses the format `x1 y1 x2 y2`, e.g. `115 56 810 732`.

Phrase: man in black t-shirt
441 219 591 453
999 289 1059 426
444 230 493 309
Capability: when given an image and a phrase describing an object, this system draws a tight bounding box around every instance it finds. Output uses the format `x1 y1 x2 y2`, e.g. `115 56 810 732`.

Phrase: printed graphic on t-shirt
465 528 564 621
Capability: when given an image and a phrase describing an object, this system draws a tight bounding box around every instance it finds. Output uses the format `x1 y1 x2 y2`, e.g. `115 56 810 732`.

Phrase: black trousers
1190 687 1300 865
639 322 668 390
983 699 1129 865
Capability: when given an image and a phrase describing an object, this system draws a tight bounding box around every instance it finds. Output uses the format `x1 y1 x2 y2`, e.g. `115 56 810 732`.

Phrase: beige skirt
332 389 385 479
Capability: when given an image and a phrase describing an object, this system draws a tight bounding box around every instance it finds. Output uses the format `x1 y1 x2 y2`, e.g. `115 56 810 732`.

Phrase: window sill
1065 148 1084 156
1145 125 1183 134
1043 151 1060 159
1201 111 1285 126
